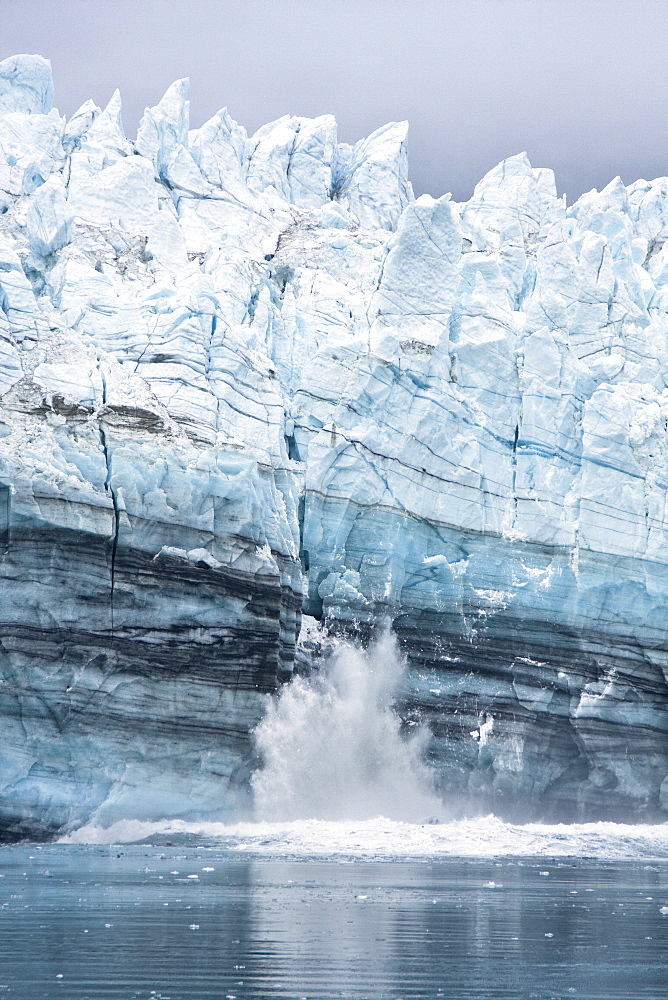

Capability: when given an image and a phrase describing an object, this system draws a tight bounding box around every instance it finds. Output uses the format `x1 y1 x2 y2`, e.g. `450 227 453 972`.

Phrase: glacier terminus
0 54 667 840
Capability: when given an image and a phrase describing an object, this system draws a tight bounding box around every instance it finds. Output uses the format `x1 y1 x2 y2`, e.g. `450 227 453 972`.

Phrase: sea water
2 636 667 998
0 836 667 1000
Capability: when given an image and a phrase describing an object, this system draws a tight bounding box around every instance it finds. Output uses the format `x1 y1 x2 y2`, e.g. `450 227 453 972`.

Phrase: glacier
0 53 666 840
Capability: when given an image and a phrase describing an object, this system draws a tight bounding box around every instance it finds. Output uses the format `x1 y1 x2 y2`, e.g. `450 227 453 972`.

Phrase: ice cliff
0 54 666 839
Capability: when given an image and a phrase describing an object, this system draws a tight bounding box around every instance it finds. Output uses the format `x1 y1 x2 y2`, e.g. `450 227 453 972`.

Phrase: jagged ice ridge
0 54 666 839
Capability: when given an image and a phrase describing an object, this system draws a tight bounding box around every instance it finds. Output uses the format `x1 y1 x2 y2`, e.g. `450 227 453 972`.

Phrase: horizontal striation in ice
0 54 666 837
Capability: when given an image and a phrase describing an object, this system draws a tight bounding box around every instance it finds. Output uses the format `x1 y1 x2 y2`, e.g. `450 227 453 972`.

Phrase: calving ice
0 53 666 841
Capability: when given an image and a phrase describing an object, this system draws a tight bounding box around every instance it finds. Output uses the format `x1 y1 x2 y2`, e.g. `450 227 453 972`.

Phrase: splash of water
251 629 443 822
61 815 668 859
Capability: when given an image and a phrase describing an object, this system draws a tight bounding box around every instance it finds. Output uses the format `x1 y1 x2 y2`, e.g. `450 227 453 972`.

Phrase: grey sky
1 0 666 203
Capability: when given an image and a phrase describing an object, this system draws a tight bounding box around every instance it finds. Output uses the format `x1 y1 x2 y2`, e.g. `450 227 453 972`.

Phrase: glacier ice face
0 55 54 116
0 54 666 838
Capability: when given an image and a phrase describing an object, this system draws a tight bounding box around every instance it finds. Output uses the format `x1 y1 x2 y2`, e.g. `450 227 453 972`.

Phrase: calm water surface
0 842 666 1000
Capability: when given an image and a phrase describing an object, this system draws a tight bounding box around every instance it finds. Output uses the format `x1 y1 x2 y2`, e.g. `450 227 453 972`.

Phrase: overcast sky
1 0 666 202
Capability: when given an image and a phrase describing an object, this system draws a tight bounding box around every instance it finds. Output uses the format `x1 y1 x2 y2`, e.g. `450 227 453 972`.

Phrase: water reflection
0 844 666 999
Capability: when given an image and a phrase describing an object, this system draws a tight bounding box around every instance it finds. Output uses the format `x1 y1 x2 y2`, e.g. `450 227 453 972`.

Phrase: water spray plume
252 629 444 822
